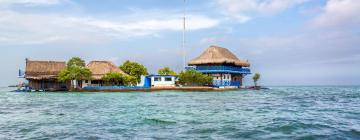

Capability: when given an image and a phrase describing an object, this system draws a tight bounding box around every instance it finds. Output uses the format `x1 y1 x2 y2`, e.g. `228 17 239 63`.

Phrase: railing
213 80 241 87
195 65 251 74
185 66 196 70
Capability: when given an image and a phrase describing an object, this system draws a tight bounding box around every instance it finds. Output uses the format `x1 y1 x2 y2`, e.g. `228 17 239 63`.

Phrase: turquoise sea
0 86 360 139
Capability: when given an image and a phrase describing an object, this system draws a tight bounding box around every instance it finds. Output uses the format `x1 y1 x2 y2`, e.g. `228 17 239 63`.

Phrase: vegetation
123 75 138 86
58 66 92 82
119 60 148 83
252 73 261 87
158 67 177 76
67 57 86 67
58 57 92 89
101 72 137 86
178 70 213 86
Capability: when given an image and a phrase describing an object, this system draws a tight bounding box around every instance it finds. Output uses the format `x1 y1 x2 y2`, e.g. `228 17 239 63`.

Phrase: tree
101 72 138 86
252 73 260 87
119 60 148 83
178 70 213 86
58 57 91 89
58 66 92 88
67 57 86 67
101 72 123 86
123 75 138 86
158 67 177 76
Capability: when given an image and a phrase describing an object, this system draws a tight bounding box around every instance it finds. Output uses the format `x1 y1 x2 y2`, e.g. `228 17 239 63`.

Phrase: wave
143 118 177 125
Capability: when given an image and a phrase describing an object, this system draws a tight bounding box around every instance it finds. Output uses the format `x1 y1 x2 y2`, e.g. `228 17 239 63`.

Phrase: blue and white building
141 75 177 87
146 75 177 87
187 45 251 88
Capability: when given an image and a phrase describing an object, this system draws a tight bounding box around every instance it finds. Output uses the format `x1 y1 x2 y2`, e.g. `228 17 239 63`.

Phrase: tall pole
182 0 186 70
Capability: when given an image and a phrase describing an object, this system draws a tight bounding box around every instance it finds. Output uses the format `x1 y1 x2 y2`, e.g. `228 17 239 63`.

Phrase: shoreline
11 86 270 92
10 86 268 92
78 86 243 92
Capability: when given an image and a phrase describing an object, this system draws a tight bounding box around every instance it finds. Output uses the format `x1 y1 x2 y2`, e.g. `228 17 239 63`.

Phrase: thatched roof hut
25 59 66 80
87 61 127 80
188 45 250 67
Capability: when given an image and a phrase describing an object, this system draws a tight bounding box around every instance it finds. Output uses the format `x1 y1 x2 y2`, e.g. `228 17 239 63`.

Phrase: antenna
182 0 186 70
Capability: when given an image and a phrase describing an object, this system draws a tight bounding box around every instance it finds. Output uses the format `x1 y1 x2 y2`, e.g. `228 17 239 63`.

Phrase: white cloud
216 0 309 22
80 15 219 33
0 10 220 45
312 0 360 28
0 0 221 45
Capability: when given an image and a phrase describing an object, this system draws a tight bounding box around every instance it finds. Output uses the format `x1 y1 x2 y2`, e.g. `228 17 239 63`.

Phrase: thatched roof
188 45 250 67
87 61 127 80
25 59 66 80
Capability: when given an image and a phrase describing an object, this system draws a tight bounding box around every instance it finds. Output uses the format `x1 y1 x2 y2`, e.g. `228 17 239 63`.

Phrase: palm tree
252 73 260 87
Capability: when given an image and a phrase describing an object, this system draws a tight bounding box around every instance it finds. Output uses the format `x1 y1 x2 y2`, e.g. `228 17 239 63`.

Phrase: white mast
182 0 186 69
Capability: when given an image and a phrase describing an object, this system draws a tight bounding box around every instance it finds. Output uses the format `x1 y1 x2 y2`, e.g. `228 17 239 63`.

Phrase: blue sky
0 0 359 86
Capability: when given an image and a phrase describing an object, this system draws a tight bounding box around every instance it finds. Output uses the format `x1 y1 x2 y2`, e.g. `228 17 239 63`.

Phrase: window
154 77 161 81
165 77 172 81
85 80 88 83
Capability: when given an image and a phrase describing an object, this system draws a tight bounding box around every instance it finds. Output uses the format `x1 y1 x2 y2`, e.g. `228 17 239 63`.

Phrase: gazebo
187 45 251 87
25 59 69 91
84 61 127 87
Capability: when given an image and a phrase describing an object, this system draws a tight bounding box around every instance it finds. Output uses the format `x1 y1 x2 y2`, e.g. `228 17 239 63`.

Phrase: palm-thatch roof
25 59 66 80
87 61 127 80
188 45 250 67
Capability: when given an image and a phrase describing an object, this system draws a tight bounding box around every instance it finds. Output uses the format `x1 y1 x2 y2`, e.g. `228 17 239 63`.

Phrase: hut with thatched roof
25 59 69 91
187 45 251 88
83 61 127 87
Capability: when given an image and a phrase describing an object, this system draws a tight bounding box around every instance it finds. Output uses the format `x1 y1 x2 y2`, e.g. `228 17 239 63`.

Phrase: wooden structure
187 45 251 88
83 61 127 87
25 59 69 91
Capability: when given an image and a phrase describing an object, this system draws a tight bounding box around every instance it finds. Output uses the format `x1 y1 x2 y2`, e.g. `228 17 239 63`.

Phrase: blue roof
146 75 178 77
197 70 251 74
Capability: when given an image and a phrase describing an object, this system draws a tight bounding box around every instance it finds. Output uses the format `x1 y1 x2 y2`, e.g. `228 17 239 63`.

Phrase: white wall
151 76 176 87
137 75 146 87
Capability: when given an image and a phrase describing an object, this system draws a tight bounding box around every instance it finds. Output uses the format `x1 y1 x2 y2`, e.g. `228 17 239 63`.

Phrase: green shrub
119 60 148 83
178 70 213 86
102 72 137 86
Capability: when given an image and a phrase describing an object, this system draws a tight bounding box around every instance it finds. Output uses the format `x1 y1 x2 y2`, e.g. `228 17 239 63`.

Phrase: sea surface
0 86 360 140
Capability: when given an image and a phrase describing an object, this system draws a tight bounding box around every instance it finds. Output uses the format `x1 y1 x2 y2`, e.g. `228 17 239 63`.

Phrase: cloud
216 0 309 22
0 0 221 45
0 10 220 45
312 0 360 28
80 14 219 34
197 27 360 85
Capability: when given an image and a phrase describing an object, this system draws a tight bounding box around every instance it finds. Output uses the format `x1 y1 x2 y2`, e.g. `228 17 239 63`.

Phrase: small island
19 45 258 92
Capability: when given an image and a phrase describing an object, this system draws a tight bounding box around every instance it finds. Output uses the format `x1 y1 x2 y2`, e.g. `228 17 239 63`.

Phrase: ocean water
0 86 360 140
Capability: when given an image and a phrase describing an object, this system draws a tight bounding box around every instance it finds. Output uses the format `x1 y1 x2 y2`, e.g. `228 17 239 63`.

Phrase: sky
0 0 359 86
